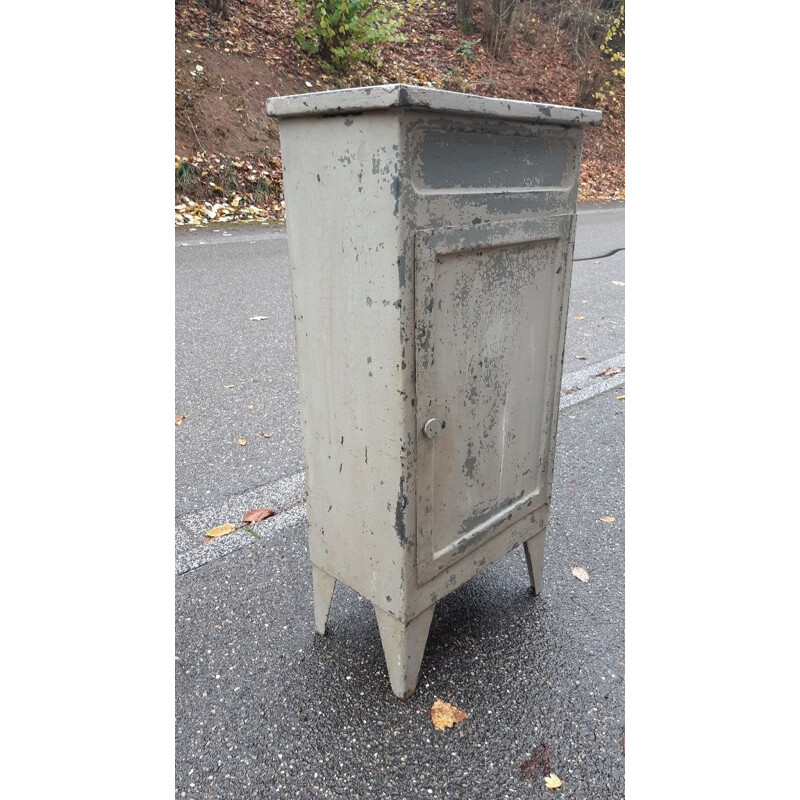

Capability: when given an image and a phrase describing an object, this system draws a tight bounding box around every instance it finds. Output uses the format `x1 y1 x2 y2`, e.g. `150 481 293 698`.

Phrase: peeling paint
395 476 408 546
271 86 590 696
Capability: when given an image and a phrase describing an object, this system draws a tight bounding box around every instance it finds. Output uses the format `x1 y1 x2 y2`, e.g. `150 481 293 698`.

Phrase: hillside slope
175 0 624 225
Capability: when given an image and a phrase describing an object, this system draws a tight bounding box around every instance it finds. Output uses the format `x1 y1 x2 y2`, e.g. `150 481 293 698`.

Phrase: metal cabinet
267 85 600 698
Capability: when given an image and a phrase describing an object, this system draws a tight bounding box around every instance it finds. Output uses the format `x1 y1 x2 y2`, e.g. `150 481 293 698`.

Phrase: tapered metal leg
374 605 435 700
311 565 336 635
523 532 546 596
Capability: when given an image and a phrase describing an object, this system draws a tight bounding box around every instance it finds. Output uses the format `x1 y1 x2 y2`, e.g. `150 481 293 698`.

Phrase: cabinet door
414 215 575 584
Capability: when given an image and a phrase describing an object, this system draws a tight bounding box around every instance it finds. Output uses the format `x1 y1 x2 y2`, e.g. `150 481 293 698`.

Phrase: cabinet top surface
266 83 602 127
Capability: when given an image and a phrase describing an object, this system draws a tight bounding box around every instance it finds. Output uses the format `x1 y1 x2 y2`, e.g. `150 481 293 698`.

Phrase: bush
176 160 200 192
294 0 405 71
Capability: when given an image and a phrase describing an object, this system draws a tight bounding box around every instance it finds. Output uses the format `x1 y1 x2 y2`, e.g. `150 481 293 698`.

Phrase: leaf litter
595 367 623 378
243 508 275 523
430 699 468 730
205 523 236 539
571 566 590 583
203 507 277 543
544 773 563 789
520 742 551 781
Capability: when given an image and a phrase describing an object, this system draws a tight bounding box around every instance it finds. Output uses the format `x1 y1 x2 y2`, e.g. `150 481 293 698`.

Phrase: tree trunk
483 0 519 60
208 0 229 20
456 0 475 32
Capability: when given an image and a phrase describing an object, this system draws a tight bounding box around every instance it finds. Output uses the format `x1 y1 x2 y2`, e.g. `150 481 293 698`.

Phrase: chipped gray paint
267 85 597 698
267 83 602 127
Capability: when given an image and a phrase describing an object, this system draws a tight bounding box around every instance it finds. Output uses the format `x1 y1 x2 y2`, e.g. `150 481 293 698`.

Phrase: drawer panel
410 128 575 193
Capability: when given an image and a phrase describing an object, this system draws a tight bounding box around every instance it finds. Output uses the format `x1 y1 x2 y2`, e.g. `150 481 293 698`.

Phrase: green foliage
594 4 624 104
176 160 200 191
456 39 478 62
293 0 405 71
598 3 624 62
219 160 239 194
254 176 277 205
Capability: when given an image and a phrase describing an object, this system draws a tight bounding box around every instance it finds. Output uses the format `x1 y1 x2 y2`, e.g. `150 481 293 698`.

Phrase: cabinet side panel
279 114 414 615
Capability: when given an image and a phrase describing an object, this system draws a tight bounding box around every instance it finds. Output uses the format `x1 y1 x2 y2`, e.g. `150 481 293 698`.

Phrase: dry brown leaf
571 566 590 583
430 699 468 730
573 315 585 321
520 743 551 781
243 507 275 523
617 395 625 401
175 414 187 426
544 773 563 790
259 431 271 439
599 516 615 523
205 523 236 539
236 438 247 446
596 367 622 377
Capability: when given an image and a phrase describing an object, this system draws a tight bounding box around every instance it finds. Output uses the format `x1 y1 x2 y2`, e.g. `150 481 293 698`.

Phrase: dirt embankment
175 0 624 225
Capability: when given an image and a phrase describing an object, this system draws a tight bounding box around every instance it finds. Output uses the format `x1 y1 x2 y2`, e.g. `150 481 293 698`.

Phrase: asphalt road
175 205 624 519
175 203 625 798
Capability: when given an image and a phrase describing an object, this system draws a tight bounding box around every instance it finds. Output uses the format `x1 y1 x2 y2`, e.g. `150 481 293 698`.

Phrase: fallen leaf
249 315 268 321
305 80 313 87
248 403 255 410
236 438 247 446
572 566 590 582
175 413 187 426
617 395 625 401
245 526 261 540
259 431 271 439
595 367 622 377
224 384 235 389
544 773 563 790
243 507 275 523
204 523 236 539
573 315 585 321
599 516 615 523
430 699 468 730
575 355 587 360
520 743 551 781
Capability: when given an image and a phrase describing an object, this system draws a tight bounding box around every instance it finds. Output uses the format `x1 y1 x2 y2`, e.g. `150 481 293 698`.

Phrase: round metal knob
423 418 443 439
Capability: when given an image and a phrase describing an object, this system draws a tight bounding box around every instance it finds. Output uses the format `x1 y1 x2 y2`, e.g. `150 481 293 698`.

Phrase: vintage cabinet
267 85 601 698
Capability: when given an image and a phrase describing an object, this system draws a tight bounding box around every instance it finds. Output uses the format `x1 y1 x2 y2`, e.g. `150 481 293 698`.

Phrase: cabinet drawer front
415 215 574 584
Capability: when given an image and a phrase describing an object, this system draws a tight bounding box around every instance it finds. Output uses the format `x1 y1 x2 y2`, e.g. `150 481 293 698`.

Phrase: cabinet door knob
423 418 444 439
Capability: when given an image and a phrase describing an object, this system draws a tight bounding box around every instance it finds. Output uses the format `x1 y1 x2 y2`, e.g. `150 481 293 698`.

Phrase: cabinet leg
523 532 546 596
374 605 435 700
311 565 336 636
